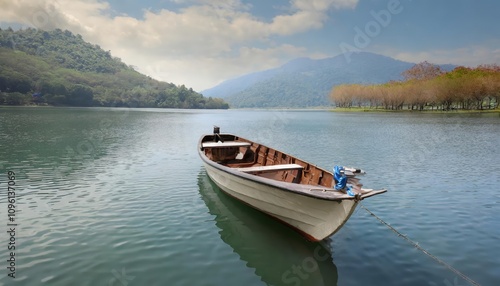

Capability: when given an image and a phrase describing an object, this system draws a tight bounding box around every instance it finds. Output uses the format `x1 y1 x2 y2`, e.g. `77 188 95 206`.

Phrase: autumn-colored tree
402 61 444 81
483 74 500 109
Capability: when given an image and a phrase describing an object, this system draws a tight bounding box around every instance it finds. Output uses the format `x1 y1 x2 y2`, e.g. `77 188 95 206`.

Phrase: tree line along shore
330 62 500 111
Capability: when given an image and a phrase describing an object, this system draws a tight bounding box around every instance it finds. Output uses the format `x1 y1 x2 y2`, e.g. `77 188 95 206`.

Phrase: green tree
5 92 28 105
67 84 94 106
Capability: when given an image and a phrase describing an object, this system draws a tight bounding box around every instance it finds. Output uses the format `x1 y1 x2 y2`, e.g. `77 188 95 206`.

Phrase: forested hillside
202 53 450 108
0 28 228 109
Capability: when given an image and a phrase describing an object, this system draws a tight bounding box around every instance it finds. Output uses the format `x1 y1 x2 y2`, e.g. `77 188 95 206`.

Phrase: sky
1 0 499 91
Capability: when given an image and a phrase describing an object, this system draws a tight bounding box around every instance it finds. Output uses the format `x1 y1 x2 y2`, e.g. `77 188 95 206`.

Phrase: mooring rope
359 203 480 286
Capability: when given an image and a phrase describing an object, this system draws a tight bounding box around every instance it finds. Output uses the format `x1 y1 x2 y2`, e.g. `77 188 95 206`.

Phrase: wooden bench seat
237 164 304 173
202 141 251 148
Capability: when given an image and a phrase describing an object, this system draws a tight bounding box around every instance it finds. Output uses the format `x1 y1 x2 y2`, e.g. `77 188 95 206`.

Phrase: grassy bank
331 107 500 113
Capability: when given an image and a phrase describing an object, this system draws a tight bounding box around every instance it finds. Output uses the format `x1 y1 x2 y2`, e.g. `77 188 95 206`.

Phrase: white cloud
0 0 356 90
141 44 311 91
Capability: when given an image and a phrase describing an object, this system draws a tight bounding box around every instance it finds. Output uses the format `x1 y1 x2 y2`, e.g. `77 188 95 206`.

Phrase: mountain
0 28 228 109
202 52 454 108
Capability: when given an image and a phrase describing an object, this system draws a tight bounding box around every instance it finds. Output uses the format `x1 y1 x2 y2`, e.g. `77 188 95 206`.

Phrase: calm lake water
0 106 499 286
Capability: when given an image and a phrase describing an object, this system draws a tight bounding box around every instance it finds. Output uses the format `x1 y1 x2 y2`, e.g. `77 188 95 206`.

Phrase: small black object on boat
213 126 224 143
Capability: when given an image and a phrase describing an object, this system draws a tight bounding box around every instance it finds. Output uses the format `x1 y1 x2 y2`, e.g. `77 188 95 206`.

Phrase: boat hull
203 162 358 241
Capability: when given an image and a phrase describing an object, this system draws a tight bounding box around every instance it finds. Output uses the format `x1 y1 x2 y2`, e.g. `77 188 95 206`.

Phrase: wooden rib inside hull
200 134 336 188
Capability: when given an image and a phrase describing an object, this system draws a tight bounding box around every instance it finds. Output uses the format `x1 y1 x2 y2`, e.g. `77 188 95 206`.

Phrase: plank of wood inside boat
202 141 251 148
237 164 304 173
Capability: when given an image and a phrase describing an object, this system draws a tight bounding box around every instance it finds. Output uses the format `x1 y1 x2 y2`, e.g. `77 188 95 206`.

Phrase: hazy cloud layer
386 45 500 67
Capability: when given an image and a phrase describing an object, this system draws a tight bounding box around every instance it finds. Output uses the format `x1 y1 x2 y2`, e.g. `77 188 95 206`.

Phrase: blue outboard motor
333 165 355 196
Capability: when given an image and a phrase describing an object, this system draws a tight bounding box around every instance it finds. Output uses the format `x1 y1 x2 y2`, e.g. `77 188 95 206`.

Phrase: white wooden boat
198 127 386 241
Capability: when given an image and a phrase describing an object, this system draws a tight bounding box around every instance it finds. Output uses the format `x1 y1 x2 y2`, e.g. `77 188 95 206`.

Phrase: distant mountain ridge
202 52 455 108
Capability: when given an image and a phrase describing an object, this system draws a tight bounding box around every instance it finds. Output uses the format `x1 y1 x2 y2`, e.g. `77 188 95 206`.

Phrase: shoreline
330 107 500 114
3 104 500 114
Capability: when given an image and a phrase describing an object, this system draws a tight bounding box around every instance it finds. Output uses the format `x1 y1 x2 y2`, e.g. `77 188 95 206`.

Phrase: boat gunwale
198 133 385 201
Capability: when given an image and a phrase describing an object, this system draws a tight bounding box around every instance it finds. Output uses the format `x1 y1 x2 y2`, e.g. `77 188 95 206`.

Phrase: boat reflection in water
198 170 339 286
